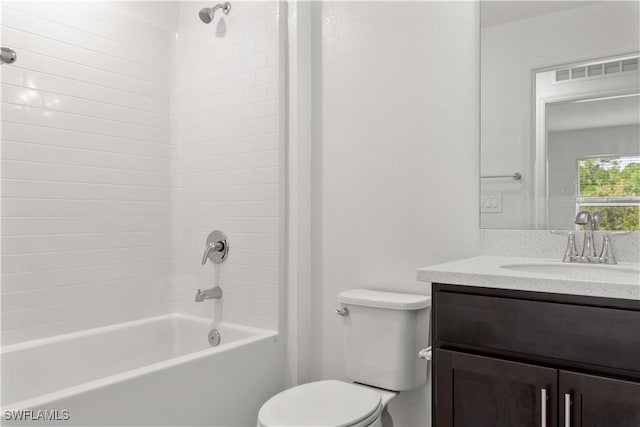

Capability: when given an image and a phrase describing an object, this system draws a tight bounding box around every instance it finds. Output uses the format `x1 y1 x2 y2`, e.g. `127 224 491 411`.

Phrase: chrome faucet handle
598 232 631 265
563 232 578 263
599 233 616 265
201 230 229 264
418 346 432 360
551 231 579 263
575 211 596 260
201 241 224 265
335 307 349 316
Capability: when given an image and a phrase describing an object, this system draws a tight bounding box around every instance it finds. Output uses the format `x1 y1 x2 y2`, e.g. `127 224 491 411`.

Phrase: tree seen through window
577 155 640 231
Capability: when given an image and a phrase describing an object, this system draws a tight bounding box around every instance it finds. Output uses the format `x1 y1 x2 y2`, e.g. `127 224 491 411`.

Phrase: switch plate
481 192 502 213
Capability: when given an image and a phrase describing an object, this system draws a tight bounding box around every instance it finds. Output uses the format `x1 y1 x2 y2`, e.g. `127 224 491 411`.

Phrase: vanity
425 2 640 424
446 1 640 424
418 257 640 427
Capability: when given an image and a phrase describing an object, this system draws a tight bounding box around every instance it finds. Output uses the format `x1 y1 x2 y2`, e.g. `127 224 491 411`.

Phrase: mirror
480 1 640 230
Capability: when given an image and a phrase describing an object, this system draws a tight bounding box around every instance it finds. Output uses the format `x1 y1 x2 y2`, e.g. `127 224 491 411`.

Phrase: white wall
481 1 640 229
307 2 480 426
1 1 176 344
171 1 281 330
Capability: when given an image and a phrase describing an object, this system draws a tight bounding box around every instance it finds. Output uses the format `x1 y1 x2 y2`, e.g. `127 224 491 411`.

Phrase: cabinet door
560 371 640 427
436 349 557 427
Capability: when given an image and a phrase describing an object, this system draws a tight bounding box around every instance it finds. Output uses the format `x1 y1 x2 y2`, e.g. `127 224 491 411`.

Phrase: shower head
199 2 231 24
198 8 215 23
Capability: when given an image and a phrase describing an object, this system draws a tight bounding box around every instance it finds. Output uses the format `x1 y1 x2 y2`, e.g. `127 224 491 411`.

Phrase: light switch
481 192 503 213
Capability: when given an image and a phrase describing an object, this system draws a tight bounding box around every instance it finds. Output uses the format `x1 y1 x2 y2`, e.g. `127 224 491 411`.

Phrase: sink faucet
574 211 597 261
195 286 223 302
565 211 622 265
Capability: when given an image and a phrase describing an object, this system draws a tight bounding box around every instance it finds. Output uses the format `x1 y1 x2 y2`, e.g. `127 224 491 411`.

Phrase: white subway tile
2 101 25 121
1 26 25 48
11 50 44 72
1 66 25 86
1 0 281 341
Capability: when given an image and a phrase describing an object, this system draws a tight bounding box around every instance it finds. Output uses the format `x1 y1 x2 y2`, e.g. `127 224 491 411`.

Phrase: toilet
258 289 431 427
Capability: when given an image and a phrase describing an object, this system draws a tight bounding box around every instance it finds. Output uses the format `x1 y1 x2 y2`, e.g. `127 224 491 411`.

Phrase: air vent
554 56 638 83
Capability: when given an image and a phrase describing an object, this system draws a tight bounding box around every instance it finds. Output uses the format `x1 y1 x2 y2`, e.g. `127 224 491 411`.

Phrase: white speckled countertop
417 256 640 300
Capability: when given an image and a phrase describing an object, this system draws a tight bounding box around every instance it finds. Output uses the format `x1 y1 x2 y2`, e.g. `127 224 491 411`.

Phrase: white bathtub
1 314 284 426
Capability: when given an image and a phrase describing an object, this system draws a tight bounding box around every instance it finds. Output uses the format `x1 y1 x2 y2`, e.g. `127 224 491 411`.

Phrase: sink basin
500 263 640 284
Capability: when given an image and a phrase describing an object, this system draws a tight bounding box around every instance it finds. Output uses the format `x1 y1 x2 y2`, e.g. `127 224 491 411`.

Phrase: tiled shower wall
172 1 281 329
0 2 177 344
0 1 281 343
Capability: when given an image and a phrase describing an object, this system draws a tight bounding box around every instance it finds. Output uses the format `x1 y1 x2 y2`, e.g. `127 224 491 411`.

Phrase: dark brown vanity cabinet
560 371 640 427
437 349 558 427
432 284 640 427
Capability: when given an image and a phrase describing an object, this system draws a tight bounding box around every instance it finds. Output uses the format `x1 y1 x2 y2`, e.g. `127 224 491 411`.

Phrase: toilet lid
258 380 382 427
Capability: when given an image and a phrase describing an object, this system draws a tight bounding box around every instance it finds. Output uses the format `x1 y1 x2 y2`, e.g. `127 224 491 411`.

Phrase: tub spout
195 286 223 302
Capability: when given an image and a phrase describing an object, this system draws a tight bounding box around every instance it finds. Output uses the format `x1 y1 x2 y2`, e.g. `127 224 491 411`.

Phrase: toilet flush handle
335 307 349 316
418 347 432 360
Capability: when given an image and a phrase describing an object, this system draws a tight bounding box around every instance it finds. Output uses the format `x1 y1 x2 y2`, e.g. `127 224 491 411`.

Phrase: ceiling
481 1 600 28
547 94 640 132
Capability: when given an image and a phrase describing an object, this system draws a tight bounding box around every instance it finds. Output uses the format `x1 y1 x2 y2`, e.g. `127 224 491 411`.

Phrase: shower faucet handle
201 230 230 264
201 241 224 264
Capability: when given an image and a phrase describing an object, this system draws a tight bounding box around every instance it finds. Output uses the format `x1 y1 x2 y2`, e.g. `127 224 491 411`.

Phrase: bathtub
1 314 284 426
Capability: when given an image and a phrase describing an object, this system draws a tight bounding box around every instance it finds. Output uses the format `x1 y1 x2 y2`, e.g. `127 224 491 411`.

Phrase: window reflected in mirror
576 155 640 231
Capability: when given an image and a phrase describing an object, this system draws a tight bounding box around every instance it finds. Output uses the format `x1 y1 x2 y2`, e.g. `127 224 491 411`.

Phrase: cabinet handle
541 388 548 427
564 393 571 427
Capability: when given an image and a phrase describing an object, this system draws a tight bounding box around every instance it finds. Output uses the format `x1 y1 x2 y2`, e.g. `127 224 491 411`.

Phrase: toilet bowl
257 380 396 427
258 289 431 427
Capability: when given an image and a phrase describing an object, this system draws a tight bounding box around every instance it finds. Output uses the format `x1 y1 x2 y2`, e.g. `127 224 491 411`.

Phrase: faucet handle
599 233 616 265
201 241 223 265
201 230 229 265
563 232 578 263
598 232 630 265
418 346 432 360
551 230 579 263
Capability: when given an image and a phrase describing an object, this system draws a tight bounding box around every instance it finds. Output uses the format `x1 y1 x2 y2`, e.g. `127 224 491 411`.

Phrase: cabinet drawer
436 291 640 373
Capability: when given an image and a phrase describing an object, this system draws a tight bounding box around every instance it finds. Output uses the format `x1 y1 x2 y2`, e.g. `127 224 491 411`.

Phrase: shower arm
212 3 231 14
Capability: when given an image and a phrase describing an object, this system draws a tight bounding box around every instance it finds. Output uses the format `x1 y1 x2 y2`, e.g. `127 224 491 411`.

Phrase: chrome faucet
563 211 622 265
575 211 597 261
195 286 223 302
201 230 229 264
196 231 228 302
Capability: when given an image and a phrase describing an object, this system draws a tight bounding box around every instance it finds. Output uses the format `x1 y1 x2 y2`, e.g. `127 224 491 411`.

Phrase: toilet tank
338 289 431 391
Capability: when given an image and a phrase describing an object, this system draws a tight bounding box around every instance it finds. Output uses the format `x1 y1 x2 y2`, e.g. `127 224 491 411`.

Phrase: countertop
417 256 640 300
